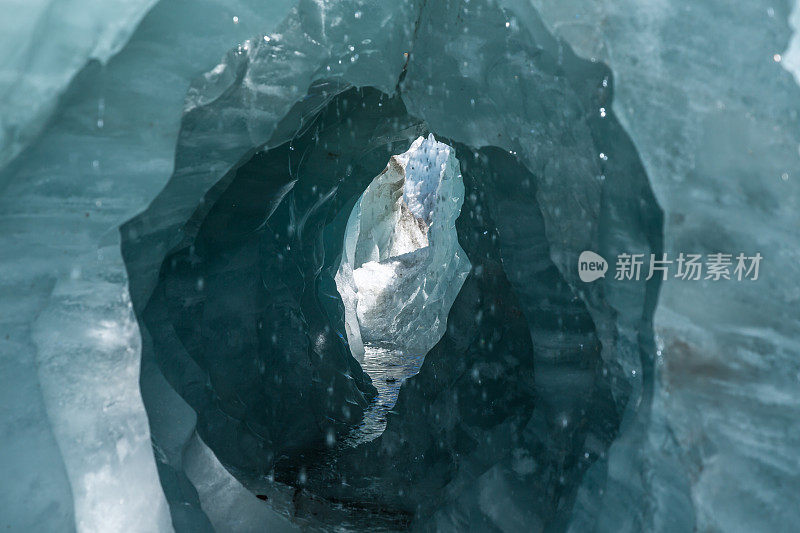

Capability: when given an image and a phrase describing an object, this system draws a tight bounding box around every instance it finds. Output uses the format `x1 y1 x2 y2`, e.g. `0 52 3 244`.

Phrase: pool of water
340 344 426 448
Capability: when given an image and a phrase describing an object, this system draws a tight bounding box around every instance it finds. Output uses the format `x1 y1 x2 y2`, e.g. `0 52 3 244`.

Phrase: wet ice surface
341 344 425 448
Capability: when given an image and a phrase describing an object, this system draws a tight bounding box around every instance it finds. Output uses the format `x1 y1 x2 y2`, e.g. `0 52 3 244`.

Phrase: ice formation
0 0 798 531
335 134 470 356
0 0 296 530
0 0 158 169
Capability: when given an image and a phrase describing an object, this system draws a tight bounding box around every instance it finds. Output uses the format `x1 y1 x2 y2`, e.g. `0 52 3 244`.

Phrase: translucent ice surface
527 1 800 530
0 0 295 530
0 0 157 170
399 135 453 223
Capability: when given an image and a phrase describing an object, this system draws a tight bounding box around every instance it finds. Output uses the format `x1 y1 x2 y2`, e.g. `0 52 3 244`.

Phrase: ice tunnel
116 0 662 530
3 0 799 529
121 73 657 529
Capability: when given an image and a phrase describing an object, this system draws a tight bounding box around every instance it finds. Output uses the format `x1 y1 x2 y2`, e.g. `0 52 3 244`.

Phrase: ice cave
1 0 799 531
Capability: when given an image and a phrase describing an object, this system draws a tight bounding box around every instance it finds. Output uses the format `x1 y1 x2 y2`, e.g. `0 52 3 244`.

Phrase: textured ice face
336 135 470 356
399 134 453 223
528 1 800 530
0 0 297 530
0 0 158 170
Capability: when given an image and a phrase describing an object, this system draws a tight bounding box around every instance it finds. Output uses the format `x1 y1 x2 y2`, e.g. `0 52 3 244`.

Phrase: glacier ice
336 134 470 356
0 0 296 530
527 0 800 530
0 0 157 171
0 0 798 530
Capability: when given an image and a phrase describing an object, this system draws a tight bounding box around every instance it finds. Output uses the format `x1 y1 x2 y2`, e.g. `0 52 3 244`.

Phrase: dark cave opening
122 82 648 530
